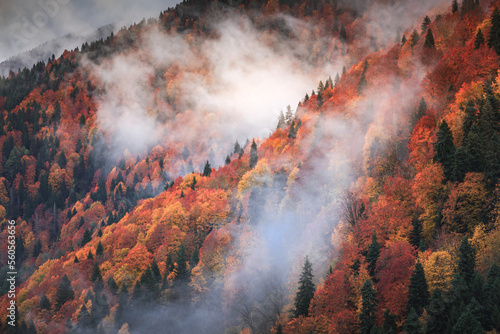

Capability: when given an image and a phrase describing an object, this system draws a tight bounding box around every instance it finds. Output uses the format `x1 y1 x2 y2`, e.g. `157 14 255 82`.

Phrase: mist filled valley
1 0 500 333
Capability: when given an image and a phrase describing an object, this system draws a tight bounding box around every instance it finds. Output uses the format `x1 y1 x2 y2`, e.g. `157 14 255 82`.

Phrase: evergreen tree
474 29 485 49
74 255 79 263
96 241 104 256
293 256 315 318
90 262 103 283
225 155 231 165
425 289 448 334
249 139 258 169
81 229 92 246
108 277 119 295
55 274 74 310
357 61 369 95
489 8 500 55
381 309 397 334
411 97 427 130
234 140 241 155
452 146 471 182
464 125 484 172
433 120 456 180
424 29 435 49
32 239 42 258
452 307 485 333
409 217 422 248
359 279 378 334
277 110 286 129
405 308 423 334
175 243 190 282
151 258 161 281
452 0 459 13
87 250 94 260
410 30 420 48
366 233 380 278
458 237 476 285
340 24 347 43
39 293 51 310
77 303 90 329
190 249 200 268
421 15 431 33
202 160 212 177
407 262 430 315
401 34 407 46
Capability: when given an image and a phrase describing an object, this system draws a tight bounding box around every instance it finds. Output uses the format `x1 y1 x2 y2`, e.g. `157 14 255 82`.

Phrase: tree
249 140 258 169
410 30 420 48
366 233 380 278
277 110 286 129
357 61 369 95
293 256 315 318
175 243 190 282
40 293 51 310
77 303 90 329
381 309 397 334
424 29 435 49
421 16 431 33
458 237 476 285
452 307 485 333
359 279 378 334
489 8 500 55
55 274 74 310
407 262 430 315
81 229 92 246
405 308 423 334
426 289 448 333
88 250 94 260
433 120 456 180
203 160 212 177
452 0 459 13
340 24 347 43
96 241 104 256
474 29 485 49
90 262 103 282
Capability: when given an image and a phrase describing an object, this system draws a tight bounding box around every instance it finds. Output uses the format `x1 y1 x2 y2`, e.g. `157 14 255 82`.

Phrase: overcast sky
0 0 181 61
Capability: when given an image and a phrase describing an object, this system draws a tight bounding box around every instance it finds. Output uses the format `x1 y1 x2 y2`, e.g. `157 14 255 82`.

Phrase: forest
0 0 500 333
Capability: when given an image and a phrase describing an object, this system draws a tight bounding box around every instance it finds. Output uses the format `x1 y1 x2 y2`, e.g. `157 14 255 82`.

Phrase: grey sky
0 0 181 61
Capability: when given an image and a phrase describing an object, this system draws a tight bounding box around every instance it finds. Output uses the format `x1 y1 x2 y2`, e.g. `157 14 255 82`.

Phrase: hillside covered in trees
1 0 500 333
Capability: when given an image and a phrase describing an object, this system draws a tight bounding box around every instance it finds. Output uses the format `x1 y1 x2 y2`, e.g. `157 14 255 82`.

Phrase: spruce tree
433 120 456 180
225 155 231 165
409 217 422 249
55 274 74 310
357 61 369 95
421 16 431 33
359 279 378 334
90 262 103 282
151 258 161 281
293 256 315 318
175 243 190 282
366 233 380 278
405 308 423 334
40 293 51 310
81 229 92 246
381 309 397 334
452 307 485 333
87 250 94 260
426 289 448 334
424 29 435 49
108 277 119 295
249 140 258 169
410 30 420 48
407 262 430 315
96 241 104 256
458 237 476 285
452 0 459 13
474 29 485 49
202 161 212 177
340 24 347 43
452 147 471 183
489 8 500 55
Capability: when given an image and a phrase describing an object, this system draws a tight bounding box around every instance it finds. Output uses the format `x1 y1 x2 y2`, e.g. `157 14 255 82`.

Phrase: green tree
81 229 92 247
452 0 459 13
340 24 347 43
407 262 430 315
421 16 431 33
202 160 212 177
357 61 369 95
359 279 378 334
293 256 315 318
458 237 476 285
405 308 423 334
489 8 500 55
474 29 485 49
55 274 74 310
433 120 456 180
381 308 397 334
410 30 420 48
249 139 258 169
366 233 380 278
96 241 104 256
452 307 485 333
90 262 103 283
425 289 448 334
452 147 471 182
40 293 51 310
424 29 435 49
175 244 190 282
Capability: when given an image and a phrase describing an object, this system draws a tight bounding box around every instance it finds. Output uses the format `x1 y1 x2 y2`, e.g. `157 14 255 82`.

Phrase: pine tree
452 147 471 182
421 16 431 33
410 30 420 48
249 140 258 169
411 97 427 130
77 303 90 329
96 241 104 256
88 250 94 260
359 279 378 334
452 307 485 333
474 29 485 49
81 229 92 246
366 233 380 278
458 237 476 285
357 61 369 95
401 34 407 46
108 277 119 295
434 120 456 180
277 110 286 129
452 0 459 13
151 258 161 281
225 155 231 165
90 262 103 282
489 8 500 55
407 262 430 315
190 249 200 268
405 308 423 334
175 243 190 282
40 293 51 310
294 256 315 318
74 255 79 263
55 274 74 310
381 309 397 334
340 24 347 43
424 29 435 49
234 140 241 155
409 217 422 248
426 289 448 334
202 161 212 177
